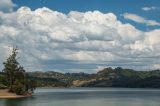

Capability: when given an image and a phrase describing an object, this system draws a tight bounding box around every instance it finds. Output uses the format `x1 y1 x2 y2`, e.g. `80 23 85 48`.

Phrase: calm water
0 88 160 106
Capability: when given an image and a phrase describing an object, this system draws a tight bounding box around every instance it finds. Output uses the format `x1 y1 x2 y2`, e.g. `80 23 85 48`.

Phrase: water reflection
0 88 160 106
4 97 35 106
5 99 24 106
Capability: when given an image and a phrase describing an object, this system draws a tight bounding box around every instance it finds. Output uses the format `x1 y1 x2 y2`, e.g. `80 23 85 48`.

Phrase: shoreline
0 89 32 99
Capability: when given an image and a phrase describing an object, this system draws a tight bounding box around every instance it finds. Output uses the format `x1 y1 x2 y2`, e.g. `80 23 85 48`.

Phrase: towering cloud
0 7 160 72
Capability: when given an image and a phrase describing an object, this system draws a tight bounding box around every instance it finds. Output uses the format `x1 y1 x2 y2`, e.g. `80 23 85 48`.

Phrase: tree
3 47 19 88
2 47 36 95
115 67 123 71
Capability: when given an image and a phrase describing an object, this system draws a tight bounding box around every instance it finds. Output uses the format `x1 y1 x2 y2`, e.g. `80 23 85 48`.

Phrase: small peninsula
0 47 36 98
0 89 30 98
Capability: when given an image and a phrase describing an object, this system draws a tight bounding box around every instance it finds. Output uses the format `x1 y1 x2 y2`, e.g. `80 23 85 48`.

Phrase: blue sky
0 0 160 73
13 0 160 31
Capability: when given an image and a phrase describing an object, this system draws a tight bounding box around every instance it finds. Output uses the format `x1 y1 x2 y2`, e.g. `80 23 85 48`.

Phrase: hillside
1 67 160 88
25 67 160 88
78 67 160 88
27 71 95 87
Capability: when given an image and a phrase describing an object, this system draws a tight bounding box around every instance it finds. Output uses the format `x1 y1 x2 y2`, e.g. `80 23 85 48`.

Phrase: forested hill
27 67 160 88
1 67 160 88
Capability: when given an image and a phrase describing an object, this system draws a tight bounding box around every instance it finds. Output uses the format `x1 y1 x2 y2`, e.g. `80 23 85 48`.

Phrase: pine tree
2 47 20 88
2 47 36 95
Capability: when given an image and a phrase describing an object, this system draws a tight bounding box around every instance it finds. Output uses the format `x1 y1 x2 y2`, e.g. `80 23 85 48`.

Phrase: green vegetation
27 67 160 88
1 47 36 95
81 67 160 88
0 73 7 89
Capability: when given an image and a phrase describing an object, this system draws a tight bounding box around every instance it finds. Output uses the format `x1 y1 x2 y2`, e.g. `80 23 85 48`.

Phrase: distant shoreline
0 89 32 99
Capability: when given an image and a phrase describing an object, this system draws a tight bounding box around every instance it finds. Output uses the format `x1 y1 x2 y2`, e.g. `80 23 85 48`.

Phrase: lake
0 88 160 106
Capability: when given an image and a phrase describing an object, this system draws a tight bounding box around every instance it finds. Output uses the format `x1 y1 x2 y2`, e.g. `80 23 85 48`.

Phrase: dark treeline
27 67 160 88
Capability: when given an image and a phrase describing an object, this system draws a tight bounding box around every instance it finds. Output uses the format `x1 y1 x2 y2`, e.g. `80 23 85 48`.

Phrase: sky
0 0 160 73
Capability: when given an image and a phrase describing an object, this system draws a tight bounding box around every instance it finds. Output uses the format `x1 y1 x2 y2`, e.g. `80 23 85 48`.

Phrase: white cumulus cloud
0 7 160 72
123 13 160 26
0 0 16 12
